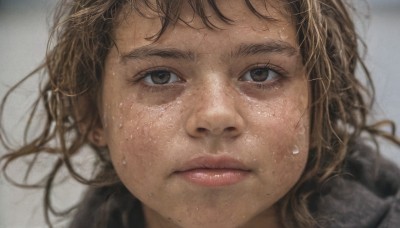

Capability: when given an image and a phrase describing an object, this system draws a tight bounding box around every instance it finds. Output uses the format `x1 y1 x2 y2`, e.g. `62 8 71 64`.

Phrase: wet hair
1 0 399 227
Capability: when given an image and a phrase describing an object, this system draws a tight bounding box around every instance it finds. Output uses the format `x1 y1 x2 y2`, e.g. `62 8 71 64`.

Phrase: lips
174 156 251 187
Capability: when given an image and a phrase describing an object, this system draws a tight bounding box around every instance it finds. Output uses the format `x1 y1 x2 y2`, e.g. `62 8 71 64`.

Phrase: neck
239 206 283 228
143 205 283 228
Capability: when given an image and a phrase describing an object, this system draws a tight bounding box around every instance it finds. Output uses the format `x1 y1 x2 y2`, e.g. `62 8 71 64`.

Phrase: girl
1 0 400 227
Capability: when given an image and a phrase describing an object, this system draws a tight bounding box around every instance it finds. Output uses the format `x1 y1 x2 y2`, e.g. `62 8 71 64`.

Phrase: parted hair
1 0 398 227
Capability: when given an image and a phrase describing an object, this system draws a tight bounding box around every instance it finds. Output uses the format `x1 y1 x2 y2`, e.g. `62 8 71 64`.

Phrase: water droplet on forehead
278 27 288 40
122 159 127 165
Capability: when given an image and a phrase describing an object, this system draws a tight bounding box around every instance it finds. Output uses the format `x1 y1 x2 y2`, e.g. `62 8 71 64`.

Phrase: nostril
197 128 207 133
226 127 236 132
196 127 236 135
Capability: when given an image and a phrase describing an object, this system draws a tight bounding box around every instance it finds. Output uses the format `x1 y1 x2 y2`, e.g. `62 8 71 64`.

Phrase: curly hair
1 0 399 227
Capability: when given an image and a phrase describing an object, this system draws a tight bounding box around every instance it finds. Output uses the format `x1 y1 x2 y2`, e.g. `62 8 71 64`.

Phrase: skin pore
97 1 310 227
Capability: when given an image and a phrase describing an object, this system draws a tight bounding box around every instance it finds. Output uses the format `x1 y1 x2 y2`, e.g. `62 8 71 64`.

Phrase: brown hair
1 0 399 227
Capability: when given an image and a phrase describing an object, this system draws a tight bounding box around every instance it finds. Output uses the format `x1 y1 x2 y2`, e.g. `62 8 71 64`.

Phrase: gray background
1 0 400 227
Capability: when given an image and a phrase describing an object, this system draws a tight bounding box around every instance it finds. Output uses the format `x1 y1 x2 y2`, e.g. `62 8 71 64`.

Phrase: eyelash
239 63 287 88
129 67 183 86
128 63 288 90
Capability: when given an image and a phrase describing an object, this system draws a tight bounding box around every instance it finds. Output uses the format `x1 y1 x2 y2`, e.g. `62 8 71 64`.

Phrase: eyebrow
120 40 298 63
120 46 195 63
232 41 298 58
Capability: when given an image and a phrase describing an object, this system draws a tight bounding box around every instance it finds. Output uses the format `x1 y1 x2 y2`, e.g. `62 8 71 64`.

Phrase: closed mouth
174 155 251 187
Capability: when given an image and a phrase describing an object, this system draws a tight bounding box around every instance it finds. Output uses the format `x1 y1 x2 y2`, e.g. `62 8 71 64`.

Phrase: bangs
118 0 292 40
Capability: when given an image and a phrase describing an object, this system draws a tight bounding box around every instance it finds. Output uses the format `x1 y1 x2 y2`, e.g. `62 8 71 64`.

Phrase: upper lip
175 155 251 172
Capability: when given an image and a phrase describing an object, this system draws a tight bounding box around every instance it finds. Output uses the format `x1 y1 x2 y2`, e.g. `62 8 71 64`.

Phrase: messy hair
1 0 399 227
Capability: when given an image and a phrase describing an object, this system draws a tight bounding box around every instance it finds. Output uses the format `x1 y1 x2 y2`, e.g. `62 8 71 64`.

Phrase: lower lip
177 169 250 187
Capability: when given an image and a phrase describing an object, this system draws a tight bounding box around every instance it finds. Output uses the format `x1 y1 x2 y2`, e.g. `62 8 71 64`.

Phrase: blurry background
1 0 400 227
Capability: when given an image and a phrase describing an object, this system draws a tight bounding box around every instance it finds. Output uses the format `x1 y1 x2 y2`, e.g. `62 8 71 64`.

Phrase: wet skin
98 1 310 227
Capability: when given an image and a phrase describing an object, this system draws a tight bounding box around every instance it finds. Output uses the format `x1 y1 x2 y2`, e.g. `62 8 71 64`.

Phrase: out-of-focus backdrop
1 0 400 227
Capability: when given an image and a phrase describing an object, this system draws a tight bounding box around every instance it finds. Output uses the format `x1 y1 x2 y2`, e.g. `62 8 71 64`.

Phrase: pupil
151 71 171 84
250 69 269 82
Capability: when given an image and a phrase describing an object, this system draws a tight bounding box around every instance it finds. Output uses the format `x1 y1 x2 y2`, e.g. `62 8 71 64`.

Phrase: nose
185 79 245 138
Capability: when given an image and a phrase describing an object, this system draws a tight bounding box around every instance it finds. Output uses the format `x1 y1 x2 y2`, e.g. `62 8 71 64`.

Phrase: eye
240 67 279 82
142 70 181 85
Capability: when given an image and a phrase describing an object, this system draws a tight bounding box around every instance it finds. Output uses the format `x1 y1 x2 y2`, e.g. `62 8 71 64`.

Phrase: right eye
240 67 280 83
142 70 181 85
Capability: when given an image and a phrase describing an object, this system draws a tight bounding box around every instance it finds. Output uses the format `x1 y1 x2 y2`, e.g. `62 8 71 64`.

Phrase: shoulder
312 140 400 228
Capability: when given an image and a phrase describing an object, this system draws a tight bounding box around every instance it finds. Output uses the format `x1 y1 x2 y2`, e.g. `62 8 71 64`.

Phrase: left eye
240 67 279 82
142 70 180 85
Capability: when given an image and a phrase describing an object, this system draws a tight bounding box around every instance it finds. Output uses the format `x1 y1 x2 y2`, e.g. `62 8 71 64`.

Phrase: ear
74 94 107 147
88 126 107 147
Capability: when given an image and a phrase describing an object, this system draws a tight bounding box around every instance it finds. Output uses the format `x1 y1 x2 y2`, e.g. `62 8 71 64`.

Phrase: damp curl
1 0 399 227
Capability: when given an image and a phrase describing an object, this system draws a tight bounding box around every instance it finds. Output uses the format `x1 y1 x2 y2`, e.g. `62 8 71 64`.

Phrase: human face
100 1 309 227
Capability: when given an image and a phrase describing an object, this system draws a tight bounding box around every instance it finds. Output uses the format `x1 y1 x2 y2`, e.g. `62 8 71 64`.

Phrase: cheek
251 95 308 145
102 100 179 185
248 91 310 181
273 102 309 158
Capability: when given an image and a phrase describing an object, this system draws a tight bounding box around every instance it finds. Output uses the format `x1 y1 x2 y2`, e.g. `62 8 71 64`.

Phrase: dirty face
99 1 309 227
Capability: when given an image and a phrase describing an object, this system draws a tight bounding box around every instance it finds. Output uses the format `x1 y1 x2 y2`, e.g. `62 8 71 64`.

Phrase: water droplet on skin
297 125 306 135
119 102 123 108
147 192 154 198
278 27 288 40
122 159 127 165
119 123 123 129
292 145 300 155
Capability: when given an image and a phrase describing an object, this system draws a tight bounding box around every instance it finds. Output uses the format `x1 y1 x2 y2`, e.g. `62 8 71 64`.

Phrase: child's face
100 1 309 227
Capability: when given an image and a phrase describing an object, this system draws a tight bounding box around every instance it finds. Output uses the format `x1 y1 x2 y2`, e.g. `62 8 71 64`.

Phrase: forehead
112 0 294 42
